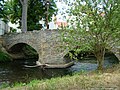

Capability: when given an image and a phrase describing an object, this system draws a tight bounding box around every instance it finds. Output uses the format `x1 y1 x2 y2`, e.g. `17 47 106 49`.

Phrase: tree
0 0 7 21
61 0 120 70
0 0 4 18
0 0 10 23
1 0 27 32
27 0 57 30
20 0 28 32
3 0 57 31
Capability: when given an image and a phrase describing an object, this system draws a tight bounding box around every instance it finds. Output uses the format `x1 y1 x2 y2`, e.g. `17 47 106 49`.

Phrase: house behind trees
0 19 9 35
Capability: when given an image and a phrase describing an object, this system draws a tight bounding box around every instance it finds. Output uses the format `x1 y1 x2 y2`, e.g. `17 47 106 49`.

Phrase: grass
1 63 120 90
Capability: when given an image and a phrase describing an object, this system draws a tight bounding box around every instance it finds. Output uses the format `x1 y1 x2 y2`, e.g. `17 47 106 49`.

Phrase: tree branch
20 0 23 5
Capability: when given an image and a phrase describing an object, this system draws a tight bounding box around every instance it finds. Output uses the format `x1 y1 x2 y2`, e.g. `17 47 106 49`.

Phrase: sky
55 0 70 22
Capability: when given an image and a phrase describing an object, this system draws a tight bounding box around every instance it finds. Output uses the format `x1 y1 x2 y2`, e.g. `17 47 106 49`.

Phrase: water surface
0 54 119 87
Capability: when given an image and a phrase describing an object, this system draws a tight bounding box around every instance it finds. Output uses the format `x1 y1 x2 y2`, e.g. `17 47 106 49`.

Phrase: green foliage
0 0 8 22
60 0 120 70
12 82 26 87
23 45 38 56
0 0 4 18
0 83 9 89
0 51 12 62
10 27 17 33
63 0 120 50
2 0 57 30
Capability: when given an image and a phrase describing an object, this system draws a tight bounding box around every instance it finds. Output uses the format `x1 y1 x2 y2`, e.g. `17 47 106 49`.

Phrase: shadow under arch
64 48 120 63
105 50 120 64
8 43 39 61
63 45 86 59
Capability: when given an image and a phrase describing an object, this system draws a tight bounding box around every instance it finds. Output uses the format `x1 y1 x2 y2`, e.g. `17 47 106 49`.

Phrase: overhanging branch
20 0 23 5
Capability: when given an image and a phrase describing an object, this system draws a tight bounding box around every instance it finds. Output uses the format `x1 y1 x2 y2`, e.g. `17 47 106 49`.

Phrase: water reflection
0 53 119 86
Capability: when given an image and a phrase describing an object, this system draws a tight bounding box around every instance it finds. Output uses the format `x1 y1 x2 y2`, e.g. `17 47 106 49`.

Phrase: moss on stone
0 51 12 62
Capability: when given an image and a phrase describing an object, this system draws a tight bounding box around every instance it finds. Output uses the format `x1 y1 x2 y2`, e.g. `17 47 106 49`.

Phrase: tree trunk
21 0 28 32
94 44 105 70
96 52 105 70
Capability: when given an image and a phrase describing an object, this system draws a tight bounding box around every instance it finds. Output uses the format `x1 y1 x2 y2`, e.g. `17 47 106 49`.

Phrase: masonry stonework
2 30 120 65
3 30 66 65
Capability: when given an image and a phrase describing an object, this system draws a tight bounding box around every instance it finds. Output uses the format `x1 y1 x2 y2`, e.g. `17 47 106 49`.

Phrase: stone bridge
2 30 68 66
2 30 120 67
111 46 120 62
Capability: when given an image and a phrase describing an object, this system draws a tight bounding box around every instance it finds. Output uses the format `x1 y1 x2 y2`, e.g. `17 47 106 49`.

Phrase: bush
0 51 12 62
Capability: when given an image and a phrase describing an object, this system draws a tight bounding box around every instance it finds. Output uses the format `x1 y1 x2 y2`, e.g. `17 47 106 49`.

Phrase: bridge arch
64 47 120 62
8 42 39 61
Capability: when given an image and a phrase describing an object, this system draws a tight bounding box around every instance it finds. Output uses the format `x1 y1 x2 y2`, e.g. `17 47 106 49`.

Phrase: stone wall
111 46 120 62
3 30 66 64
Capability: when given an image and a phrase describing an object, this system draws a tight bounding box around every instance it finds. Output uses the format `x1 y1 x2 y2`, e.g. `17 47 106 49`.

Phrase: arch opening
64 50 93 60
8 43 39 62
64 49 119 64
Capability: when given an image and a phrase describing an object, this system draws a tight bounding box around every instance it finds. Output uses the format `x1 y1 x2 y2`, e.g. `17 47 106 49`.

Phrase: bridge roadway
2 30 120 68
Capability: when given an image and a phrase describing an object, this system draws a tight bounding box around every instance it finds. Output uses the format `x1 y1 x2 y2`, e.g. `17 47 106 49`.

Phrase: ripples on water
0 54 119 87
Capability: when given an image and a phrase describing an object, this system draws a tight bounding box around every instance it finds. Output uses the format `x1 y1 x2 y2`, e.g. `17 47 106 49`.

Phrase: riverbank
1 63 120 90
0 44 14 62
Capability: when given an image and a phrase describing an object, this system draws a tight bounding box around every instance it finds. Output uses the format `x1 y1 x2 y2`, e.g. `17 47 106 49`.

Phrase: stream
0 53 119 87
